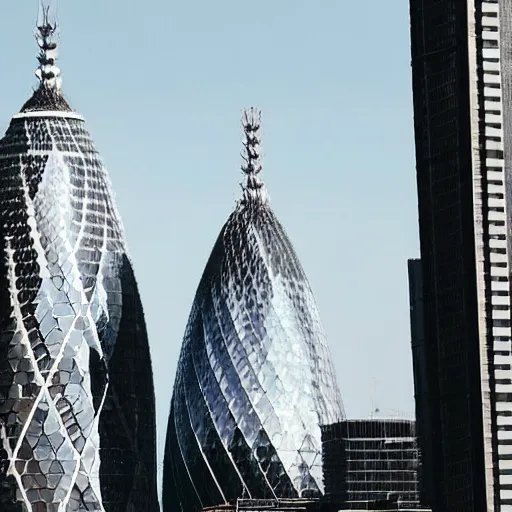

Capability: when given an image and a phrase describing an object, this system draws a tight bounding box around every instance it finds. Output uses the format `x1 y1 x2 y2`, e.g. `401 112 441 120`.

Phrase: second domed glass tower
164 108 344 511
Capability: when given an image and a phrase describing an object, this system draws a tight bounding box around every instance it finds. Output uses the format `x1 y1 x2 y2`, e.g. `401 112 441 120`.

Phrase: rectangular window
483 39 499 49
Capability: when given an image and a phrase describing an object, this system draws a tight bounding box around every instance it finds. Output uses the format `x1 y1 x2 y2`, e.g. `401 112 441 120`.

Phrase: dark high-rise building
406 259 433 507
409 0 512 510
163 109 344 512
0 5 159 511
321 419 423 510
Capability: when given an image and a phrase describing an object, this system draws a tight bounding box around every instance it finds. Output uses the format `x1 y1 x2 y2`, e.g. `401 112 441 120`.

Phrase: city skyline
0 0 419 500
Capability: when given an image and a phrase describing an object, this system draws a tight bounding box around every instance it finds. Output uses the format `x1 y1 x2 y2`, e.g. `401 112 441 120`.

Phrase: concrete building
321 420 423 510
409 0 512 510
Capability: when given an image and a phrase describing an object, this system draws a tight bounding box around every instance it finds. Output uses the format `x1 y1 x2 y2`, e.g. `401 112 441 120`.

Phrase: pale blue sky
1 0 418 484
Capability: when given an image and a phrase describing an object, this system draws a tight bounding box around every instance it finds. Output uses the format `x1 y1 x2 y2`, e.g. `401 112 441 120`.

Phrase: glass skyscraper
0 8 159 511
163 109 344 512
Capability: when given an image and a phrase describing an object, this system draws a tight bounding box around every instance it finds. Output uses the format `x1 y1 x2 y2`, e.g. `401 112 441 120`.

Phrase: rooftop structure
0 2 159 510
202 499 319 512
163 108 344 512
201 498 430 512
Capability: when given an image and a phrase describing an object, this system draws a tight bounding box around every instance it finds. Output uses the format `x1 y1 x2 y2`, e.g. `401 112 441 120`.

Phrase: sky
0 0 419 490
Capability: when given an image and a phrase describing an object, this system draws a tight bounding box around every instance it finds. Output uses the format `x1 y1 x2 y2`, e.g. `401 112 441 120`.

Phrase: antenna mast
241 107 267 203
35 0 62 91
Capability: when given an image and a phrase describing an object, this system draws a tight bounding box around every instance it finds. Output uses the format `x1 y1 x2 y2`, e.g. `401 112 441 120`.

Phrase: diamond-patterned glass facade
0 87 159 511
163 110 344 512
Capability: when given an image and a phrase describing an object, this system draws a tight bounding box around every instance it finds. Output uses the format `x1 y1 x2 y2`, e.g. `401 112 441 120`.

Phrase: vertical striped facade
410 0 512 510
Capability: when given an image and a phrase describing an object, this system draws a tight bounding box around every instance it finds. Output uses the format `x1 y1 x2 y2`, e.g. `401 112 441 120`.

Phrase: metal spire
241 107 267 203
35 0 62 91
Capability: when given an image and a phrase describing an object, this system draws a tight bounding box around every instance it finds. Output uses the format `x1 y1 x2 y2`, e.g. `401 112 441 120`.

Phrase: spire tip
241 107 267 203
35 0 62 91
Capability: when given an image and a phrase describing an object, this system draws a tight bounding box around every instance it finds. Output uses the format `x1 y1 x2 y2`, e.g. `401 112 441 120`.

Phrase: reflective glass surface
0 101 159 511
164 194 344 512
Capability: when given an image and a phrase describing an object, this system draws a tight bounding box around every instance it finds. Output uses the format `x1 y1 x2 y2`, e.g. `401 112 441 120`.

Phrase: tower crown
19 0 72 113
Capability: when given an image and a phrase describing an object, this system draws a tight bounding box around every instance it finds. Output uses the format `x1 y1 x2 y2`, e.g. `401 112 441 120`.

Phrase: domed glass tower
163 108 344 512
0 4 159 511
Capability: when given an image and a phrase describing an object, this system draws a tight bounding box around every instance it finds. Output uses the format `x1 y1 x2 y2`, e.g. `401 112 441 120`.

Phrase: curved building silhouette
164 108 344 512
0 6 159 511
